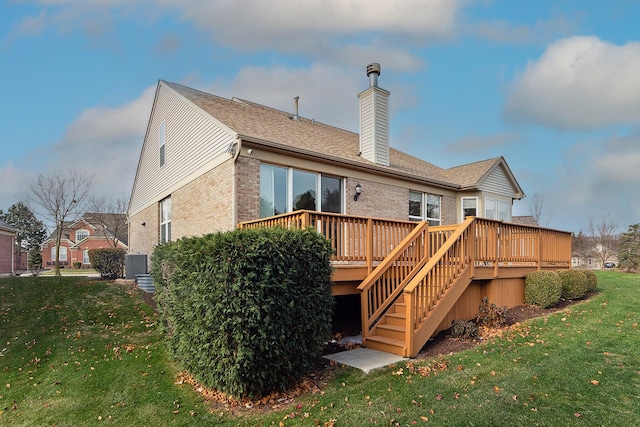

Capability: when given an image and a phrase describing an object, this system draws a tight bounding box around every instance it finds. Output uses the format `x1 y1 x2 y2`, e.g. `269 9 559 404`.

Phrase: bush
583 270 598 292
73 261 82 269
524 271 562 308
557 269 588 300
450 320 478 339
88 248 125 279
476 297 507 328
151 227 334 399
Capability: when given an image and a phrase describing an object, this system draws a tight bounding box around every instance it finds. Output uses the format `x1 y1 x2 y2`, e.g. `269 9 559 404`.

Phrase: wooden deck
239 211 572 357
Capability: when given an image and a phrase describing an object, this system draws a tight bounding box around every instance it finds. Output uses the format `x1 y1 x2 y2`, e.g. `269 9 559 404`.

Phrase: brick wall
345 177 408 220
128 203 159 257
0 234 13 275
235 156 261 223
441 195 457 225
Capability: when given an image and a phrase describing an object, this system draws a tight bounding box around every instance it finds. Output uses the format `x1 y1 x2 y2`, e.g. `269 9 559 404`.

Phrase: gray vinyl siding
129 83 235 215
478 165 517 198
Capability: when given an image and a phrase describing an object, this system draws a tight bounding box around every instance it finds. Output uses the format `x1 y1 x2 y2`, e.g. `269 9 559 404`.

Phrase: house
41 213 128 268
129 64 571 357
0 219 17 277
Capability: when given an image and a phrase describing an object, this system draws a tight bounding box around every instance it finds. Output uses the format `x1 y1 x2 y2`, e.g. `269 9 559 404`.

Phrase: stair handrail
357 221 429 333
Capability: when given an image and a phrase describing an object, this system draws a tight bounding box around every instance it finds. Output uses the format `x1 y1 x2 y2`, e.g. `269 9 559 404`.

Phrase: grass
1 272 639 426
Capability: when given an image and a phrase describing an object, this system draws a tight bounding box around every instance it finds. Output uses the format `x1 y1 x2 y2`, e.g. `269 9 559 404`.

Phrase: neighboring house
511 216 539 227
129 64 524 256
41 213 128 268
572 245 618 270
0 219 17 277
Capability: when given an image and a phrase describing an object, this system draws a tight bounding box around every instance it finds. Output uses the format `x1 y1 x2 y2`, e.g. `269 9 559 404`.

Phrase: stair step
394 302 406 315
385 312 406 327
365 334 406 357
376 323 405 341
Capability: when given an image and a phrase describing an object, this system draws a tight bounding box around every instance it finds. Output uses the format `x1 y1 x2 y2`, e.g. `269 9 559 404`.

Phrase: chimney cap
366 63 381 77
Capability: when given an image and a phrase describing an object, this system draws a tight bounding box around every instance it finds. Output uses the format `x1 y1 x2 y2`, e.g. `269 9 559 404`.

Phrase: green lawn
1 272 638 426
38 268 99 276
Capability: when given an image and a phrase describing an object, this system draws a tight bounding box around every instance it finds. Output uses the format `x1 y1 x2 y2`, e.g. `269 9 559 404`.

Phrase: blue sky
2 0 639 233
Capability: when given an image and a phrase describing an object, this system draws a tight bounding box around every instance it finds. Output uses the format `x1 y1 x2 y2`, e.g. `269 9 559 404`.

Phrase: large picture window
160 197 171 243
75 229 89 242
409 191 441 225
51 246 67 261
260 164 343 218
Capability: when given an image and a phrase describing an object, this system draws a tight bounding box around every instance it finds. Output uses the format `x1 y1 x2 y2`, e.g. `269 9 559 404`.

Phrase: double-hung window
51 246 67 262
462 197 477 221
409 191 441 225
83 249 90 265
160 197 171 243
260 164 343 218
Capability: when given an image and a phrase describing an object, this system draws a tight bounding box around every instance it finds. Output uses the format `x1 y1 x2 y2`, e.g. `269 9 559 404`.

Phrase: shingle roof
0 219 17 232
164 81 507 191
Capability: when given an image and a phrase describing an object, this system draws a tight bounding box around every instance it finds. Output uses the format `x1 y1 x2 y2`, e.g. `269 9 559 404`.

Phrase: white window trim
159 121 166 167
59 246 67 261
461 197 478 222
75 229 89 242
409 191 441 225
261 164 344 216
484 197 511 221
83 249 90 265
160 197 171 243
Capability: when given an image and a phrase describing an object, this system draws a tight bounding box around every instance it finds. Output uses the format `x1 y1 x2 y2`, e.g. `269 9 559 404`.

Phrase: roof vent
293 96 300 121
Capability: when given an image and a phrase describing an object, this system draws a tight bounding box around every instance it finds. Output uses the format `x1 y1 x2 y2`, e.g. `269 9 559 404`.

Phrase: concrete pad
323 348 408 374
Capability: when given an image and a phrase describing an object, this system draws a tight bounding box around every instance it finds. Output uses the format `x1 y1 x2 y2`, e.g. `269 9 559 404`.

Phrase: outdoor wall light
141 222 146 226
354 183 362 201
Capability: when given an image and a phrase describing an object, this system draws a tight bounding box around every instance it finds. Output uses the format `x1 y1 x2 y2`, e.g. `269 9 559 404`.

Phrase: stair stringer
405 265 472 357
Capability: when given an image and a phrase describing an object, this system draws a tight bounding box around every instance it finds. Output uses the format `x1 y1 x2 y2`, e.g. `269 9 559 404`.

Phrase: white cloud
201 63 415 132
5 85 156 211
531 133 640 232
505 36 640 130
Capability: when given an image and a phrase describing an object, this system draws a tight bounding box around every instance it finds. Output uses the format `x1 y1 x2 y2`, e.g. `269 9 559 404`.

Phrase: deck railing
402 217 572 356
238 210 417 271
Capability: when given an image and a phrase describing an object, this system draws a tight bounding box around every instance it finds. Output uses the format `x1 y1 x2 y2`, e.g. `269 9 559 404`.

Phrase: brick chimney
358 63 390 166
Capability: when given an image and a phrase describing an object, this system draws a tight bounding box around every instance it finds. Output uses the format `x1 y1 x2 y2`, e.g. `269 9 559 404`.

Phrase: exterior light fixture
141 222 146 226
354 183 362 201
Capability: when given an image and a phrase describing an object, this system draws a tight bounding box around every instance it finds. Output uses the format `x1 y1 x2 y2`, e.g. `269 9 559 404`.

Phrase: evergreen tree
0 202 47 268
618 224 640 271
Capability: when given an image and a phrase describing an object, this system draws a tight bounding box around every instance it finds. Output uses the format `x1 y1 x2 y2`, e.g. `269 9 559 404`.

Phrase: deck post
366 218 374 274
536 229 542 270
404 291 413 358
468 219 475 278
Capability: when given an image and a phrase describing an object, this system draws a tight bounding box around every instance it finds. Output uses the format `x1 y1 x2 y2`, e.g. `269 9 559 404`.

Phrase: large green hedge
524 271 562 308
88 248 125 279
150 227 335 399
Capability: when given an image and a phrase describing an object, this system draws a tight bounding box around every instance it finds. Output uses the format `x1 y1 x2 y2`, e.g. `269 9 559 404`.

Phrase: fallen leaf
420 416 429 422
590 380 599 385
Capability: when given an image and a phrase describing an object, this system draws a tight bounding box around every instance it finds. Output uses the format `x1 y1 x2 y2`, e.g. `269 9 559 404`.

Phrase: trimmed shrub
583 270 598 292
151 227 334 399
73 261 82 269
557 269 588 300
524 271 562 308
88 248 125 279
476 297 507 328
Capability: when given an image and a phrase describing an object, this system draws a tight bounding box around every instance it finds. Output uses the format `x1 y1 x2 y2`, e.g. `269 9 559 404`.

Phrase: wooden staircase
358 217 475 357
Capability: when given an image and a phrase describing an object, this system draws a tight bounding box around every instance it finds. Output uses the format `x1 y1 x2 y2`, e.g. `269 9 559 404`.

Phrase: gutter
237 134 462 191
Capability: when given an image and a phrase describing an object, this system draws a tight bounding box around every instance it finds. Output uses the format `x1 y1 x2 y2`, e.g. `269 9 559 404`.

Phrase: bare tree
585 214 619 270
528 193 551 227
87 194 128 248
28 169 94 276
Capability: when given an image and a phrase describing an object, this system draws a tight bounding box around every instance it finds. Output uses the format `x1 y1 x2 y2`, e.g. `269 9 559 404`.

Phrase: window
462 197 477 221
160 197 171 243
409 191 441 225
83 249 90 265
259 164 343 217
484 198 510 221
75 229 89 242
51 246 67 261
159 121 166 167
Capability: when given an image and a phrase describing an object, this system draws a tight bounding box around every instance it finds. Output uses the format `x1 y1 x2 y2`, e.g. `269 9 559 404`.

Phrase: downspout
231 137 242 228
11 234 15 276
